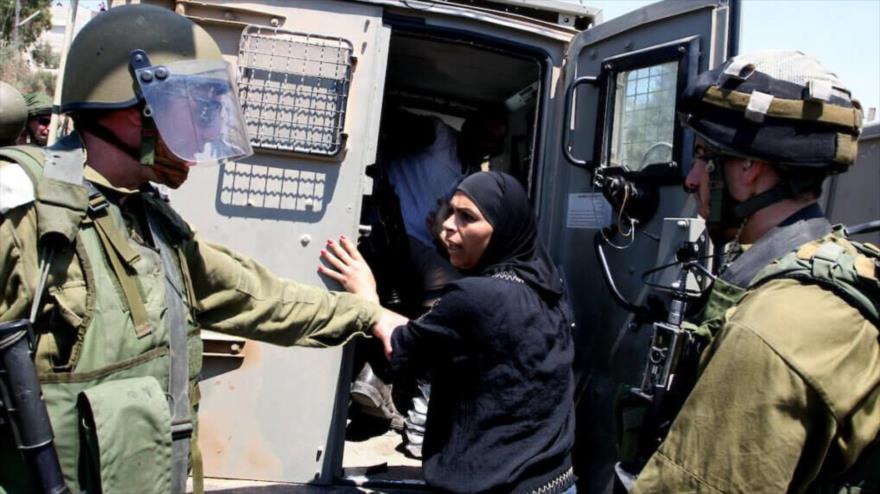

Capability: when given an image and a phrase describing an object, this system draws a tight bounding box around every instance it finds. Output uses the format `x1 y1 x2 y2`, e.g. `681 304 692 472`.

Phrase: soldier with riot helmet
0 5 404 494
630 51 880 492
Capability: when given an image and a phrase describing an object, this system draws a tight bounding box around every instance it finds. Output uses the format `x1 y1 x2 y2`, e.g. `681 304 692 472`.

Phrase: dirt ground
194 418 424 493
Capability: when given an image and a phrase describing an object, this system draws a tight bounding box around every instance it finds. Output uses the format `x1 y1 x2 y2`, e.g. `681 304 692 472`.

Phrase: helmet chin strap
80 118 142 164
79 106 161 167
731 179 813 219
706 158 741 244
709 158 820 244
139 105 158 166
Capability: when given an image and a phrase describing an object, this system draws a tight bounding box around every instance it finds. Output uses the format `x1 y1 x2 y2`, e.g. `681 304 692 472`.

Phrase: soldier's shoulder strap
751 225 880 326
0 144 45 181
752 228 880 492
0 145 46 214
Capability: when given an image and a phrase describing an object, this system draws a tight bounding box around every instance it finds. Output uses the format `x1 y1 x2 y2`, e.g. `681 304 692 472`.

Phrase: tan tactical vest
0 143 201 494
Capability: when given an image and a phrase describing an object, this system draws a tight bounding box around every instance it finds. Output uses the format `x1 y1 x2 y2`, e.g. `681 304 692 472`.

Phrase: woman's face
441 191 494 270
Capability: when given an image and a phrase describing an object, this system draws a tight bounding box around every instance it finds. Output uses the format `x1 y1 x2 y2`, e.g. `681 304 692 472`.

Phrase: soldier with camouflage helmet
0 5 405 494
20 92 53 146
0 82 27 146
629 51 880 493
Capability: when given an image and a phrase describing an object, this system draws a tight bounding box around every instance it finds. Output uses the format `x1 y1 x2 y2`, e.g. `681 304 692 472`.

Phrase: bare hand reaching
319 235 380 303
374 308 409 361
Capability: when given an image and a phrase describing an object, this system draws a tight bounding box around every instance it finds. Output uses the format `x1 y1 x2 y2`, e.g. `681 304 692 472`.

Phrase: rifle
0 319 71 494
598 235 712 490
631 241 706 404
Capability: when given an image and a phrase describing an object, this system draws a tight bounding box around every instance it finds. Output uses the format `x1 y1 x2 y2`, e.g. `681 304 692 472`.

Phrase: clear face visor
133 59 253 165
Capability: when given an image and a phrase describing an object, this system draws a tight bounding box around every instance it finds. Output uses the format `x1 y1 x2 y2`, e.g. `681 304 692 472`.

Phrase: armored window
238 26 353 157
609 62 677 171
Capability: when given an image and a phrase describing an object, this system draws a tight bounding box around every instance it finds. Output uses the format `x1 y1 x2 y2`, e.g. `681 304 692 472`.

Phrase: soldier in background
19 92 53 146
0 5 405 494
630 51 879 493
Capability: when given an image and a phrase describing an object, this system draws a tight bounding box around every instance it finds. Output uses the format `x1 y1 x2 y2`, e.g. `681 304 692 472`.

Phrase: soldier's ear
743 159 770 186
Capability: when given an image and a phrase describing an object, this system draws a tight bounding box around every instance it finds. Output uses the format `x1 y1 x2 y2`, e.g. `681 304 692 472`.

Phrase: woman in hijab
320 171 576 494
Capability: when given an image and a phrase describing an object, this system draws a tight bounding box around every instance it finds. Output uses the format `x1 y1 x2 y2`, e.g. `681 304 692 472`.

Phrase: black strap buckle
171 420 194 440
87 185 109 215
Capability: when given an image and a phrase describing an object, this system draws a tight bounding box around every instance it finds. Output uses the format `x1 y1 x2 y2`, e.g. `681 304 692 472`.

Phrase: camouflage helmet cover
0 81 28 143
678 50 863 173
60 4 223 113
24 92 53 117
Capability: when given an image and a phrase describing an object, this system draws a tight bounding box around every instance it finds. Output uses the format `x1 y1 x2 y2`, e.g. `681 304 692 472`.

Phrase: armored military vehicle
102 0 743 491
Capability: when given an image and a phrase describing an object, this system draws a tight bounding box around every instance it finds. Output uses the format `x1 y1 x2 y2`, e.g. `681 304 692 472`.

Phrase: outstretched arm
186 233 381 348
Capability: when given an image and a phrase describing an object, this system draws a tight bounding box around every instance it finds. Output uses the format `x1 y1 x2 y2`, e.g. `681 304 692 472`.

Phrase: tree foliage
30 39 57 68
0 43 56 94
0 1 55 95
1 0 53 47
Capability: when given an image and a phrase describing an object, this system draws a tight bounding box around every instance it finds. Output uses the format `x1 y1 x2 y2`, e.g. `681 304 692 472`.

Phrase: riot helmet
0 82 27 145
61 4 252 164
678 51 863 238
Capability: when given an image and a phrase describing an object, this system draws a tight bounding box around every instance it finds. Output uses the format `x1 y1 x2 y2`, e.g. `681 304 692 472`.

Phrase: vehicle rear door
163 0 390 484
537 1 738 489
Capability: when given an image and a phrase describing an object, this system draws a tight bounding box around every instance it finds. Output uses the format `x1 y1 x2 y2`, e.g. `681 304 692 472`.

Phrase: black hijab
456 171 563 302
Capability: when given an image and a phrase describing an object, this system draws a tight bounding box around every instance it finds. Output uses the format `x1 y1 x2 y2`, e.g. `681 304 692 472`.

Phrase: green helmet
24 92 53 117
0 81 27 144
60 4 252 163
60 4 223 112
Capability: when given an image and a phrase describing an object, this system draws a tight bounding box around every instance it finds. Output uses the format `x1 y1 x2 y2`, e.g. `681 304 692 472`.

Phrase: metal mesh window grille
610 62 677 170
238 26 353 156
218 161 326 214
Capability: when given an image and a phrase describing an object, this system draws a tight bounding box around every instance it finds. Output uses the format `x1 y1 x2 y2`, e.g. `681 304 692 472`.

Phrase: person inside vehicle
384 106 509 254
321 171 577 494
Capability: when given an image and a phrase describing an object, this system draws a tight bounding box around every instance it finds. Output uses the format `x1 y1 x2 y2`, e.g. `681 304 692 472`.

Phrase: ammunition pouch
77 376 172 493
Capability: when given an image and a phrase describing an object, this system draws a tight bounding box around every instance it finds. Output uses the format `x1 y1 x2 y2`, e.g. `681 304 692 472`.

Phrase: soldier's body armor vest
747 228 880 493
617 217 880 493
0 143 201 494
693 228 880 494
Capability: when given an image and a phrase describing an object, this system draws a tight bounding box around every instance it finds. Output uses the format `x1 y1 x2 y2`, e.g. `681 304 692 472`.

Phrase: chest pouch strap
85 190 152 338
146 210 192 494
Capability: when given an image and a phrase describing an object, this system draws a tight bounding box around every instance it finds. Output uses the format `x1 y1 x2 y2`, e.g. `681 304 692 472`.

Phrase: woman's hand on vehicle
319 235 380 303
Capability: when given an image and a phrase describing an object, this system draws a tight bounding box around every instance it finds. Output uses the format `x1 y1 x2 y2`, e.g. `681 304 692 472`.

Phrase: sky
66 0 879 117
586 0 880 121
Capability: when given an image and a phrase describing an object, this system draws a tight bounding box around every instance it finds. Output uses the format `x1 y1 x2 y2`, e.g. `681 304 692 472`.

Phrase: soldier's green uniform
634 233 880 493
631 51 879 493
0 157 379 493
0 5 381 493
